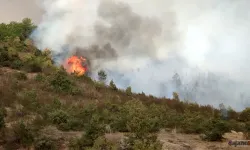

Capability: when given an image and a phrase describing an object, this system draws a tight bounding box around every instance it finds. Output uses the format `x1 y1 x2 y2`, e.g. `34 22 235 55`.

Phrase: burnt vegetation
0 18 250 149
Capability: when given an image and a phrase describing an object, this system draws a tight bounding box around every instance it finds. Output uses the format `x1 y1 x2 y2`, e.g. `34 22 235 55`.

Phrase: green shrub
123 133 162 150
202 119 230 141
113 100 161 135
26 62 42 72
239 108 250 122
164 111 184 129
83 114 106 146
66 118 84 131
0 107 6 129
69 137 84 150
228 119 245 132
14 72 27 80
48 109 69 126
13 121 34 147
126 113 160 138
11 59 23 69
90 136 118 150
34 136 57 150
181 111 206 134
0 49 10 63
147 104 168 130
49 70 81 95
49 70 74 93
35 73 46 82
69 115 106 149
244 122 250 139
31 116 48 131
132 136 162 150
20 90 40 111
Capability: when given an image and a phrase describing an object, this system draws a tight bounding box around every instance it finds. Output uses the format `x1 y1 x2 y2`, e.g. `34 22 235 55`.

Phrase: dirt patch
158 130 249 150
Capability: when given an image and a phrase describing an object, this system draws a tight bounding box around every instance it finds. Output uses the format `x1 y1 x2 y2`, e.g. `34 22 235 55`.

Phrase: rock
182 143 191 149
231 130 237 134
200 134 207 140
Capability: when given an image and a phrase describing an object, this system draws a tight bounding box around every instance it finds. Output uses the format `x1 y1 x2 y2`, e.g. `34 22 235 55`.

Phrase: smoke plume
29 0 250 111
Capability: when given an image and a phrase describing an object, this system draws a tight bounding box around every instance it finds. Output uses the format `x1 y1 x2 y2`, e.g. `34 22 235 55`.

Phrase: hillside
1 19 250 150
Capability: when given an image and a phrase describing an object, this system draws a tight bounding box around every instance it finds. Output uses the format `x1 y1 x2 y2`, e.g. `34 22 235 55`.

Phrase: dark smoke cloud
94 0 163 58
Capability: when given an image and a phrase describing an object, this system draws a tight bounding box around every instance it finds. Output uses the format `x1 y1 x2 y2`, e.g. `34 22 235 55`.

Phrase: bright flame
64 56 88 76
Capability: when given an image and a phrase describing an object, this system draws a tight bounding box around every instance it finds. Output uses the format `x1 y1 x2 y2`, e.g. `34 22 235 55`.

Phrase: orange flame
64 56 88 76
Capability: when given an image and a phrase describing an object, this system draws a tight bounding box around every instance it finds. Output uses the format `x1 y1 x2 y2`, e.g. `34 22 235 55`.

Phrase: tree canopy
0 18 36 41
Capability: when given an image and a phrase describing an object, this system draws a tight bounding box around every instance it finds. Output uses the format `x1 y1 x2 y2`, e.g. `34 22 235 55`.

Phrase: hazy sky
0 0 43 23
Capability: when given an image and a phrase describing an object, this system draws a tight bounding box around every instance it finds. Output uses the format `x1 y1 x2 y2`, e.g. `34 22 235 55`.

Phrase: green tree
202 119 230 141
109 80 118 91
239 108 250 122
126 86 132 95
98 70 107 82
173 92 180 101
0 18 36 41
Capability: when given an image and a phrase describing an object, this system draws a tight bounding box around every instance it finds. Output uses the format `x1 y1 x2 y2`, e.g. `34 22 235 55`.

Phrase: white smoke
30 0 250 111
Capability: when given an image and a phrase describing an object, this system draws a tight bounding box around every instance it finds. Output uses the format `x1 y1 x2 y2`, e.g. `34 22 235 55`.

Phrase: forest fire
63 56 88 76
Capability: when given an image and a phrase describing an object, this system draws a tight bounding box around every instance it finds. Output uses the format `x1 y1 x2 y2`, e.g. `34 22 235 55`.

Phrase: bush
0 49 10 63
66 118 84 131
228 119 245 132
23 60 42 73
34 136 57 150
0 107 6 129
243 122 250 139
69 115 106 149
123 133 162 150
49 70 76 93
114 100 161 135
90 136 118 150
13 121 34 147
19 90 40 111
202 119 230 141
48 110 69 126
147 104 169 131
239 108 250 122
14 72 27 80
69 137 84 150
11 59 23 69
181 111 206 134
83 114 106 146
35 73 46 82
47 107 84 131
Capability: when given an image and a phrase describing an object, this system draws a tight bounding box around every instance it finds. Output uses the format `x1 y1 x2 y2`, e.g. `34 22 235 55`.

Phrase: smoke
30 0 250 111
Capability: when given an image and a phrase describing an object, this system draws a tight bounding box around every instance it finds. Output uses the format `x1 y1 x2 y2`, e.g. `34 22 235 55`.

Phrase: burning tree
63 56 88 76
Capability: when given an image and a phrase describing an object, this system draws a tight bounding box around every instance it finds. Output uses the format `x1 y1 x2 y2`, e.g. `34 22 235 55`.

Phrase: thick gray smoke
28 0 250 111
